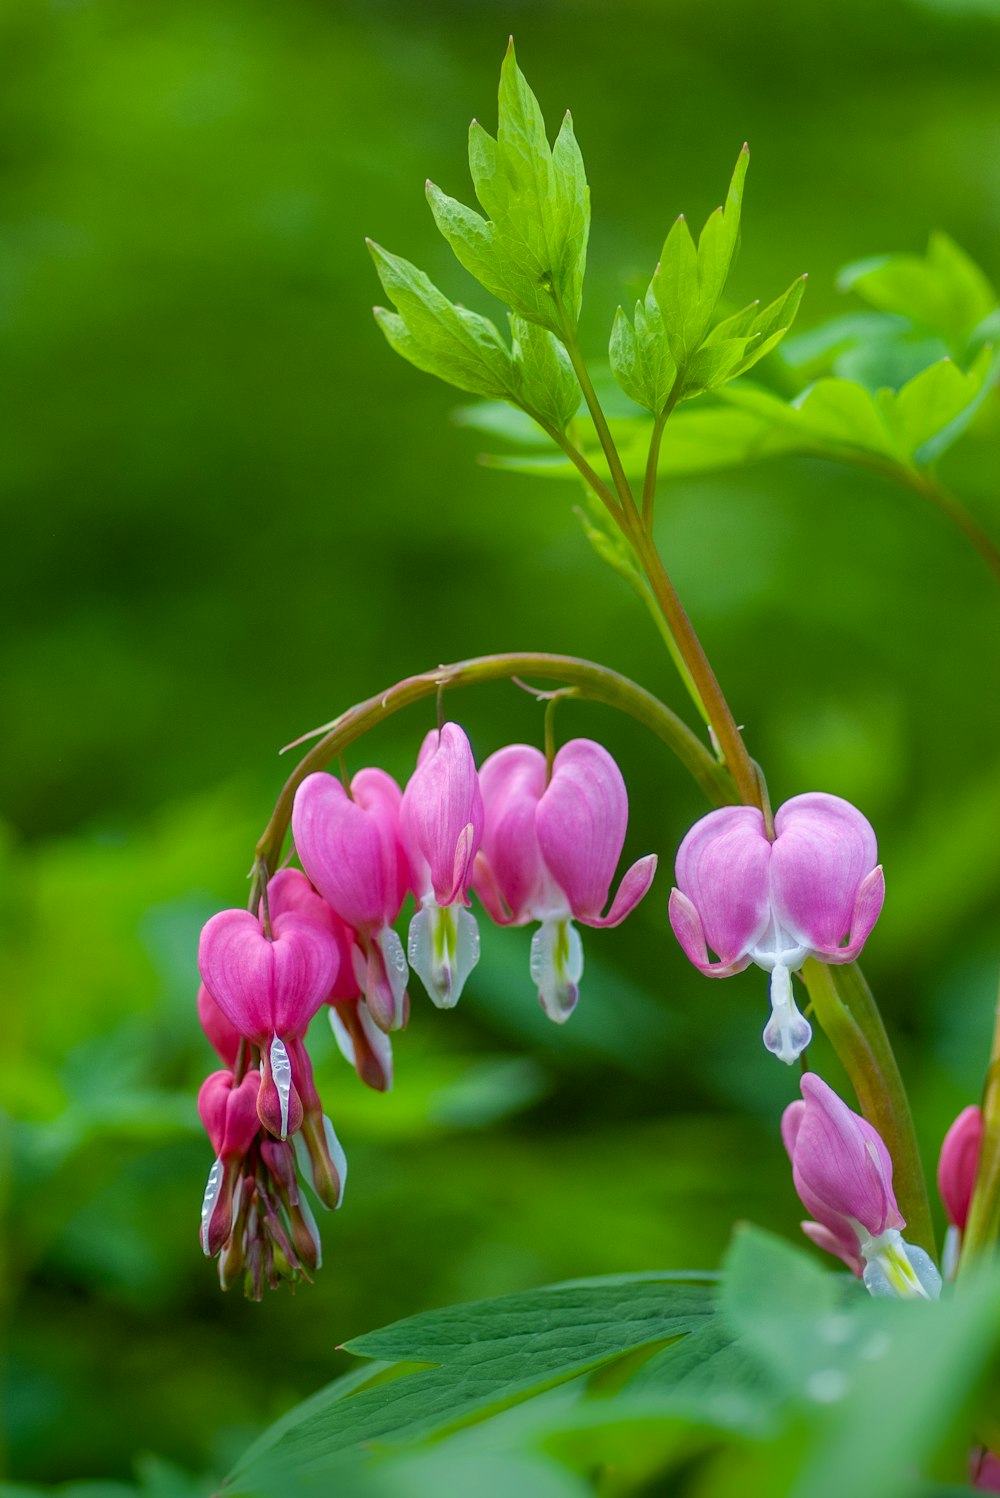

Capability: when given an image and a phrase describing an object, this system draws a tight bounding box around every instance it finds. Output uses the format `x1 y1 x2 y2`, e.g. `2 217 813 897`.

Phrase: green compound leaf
369 241 516 401
840 231 997 352
653 145 749 370
428 41 590 336
223 1273 717 1492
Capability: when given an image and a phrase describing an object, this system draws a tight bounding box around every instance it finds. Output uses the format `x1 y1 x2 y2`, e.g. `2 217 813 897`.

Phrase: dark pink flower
197 1070 261 1256
938 1103 983 1278
197 908 339 1139
292 768 411 1032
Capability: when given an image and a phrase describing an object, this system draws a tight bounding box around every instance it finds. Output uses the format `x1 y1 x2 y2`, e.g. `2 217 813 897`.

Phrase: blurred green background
3 0 999 1488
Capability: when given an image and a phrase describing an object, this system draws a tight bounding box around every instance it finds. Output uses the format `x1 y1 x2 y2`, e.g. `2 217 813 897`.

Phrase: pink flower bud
782 1074 940 1299
669 793 885 1064
473 740 656 1022
292 768 411 1030
401 724 485 1009
401 724 484 906
267 869 361 1003
197 908 340 1138
938 1105 983 1232
197 1070 261 1256
972 1449 1000 1491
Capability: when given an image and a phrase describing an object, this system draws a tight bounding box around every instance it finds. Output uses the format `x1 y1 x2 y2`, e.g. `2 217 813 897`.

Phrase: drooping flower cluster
194 724 654 1294
782 1073 941 1300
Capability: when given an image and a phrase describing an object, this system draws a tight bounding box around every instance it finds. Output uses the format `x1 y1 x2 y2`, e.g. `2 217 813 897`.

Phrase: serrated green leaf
369 241 516 400
653 146 749 368
432 42 589 335
609 289 678 415
509 315 581 432
840 231 997 350
681 334 759 396
225 1274 717 1491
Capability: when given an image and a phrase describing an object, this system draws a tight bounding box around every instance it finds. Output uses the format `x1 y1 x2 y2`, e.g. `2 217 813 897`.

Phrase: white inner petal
270 1034 293 1139
329 1007 357 1067
761 962 812 1065
530 917 583 1024
408 900 481 1009
200 1157 224 1255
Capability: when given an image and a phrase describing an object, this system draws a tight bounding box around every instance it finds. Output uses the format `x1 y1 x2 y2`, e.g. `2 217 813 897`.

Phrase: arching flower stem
802 957 935 1259
248 653 739 913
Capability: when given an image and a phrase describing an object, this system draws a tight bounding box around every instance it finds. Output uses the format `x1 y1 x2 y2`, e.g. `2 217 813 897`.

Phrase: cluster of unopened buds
195 725 656 1296
194 717 983 1314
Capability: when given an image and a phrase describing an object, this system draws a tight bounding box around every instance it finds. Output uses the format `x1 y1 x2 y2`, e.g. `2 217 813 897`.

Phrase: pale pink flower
401 724 484 1008
292 768 411 1032
473 739 656 1022
782 1073 939 1299
669 793 885 1063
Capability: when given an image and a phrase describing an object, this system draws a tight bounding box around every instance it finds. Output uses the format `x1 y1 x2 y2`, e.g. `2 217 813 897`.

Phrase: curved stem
801 958 936 1259
249 652 738 910
560 323 640 525
902 468 1000 587
642 409 668 532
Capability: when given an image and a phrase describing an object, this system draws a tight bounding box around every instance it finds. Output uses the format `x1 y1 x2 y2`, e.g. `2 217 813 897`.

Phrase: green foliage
427 40 590 335
221 1231 1000 1497
609 151 803 411
840 232 997 353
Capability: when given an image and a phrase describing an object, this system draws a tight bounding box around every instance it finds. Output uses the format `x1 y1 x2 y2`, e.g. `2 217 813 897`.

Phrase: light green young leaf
431 41 590 335
707 275 808 379
881 346 995 462
509 315 581 432
653 146 749 368
681 334 760 397
369 241 516 400
608 288 678 414
839 231 997 350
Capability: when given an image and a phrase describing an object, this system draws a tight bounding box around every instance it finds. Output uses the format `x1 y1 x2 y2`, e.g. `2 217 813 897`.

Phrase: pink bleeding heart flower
669 792 885 1064
268 867 392 1091
292 767 411 1033
259 1137 323 1273
197 1070 261 1256
972 1450 1000 1491
401 723 485 1008
782 1073 940 1299
197 908 340 1140
938 1104 983 1278
473 739 656 1023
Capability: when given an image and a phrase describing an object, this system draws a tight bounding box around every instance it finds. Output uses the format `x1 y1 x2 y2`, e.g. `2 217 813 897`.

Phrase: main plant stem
801 959 936 1258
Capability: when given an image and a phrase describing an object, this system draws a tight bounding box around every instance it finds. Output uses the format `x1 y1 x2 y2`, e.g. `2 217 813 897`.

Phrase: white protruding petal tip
270 1034 293 1138
200 1158 224 1256
530 918 584 1025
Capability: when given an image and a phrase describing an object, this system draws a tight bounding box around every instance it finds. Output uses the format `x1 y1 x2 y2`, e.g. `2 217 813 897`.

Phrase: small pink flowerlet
401 723 484 1009
197 908 340 1139
669 792 885 1065
937 1104 983 1278
473 739 656 1023
782 1073 940 1300
292 767 411 1032
198 1070 261 1257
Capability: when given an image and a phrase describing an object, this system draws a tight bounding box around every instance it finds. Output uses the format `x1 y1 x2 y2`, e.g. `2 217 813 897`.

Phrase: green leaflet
609 152 803 412
428 42 590 335
653 146 749 370
369 243 580 434
223 1273 717 1492
840 231 997 352
369 241 516 401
